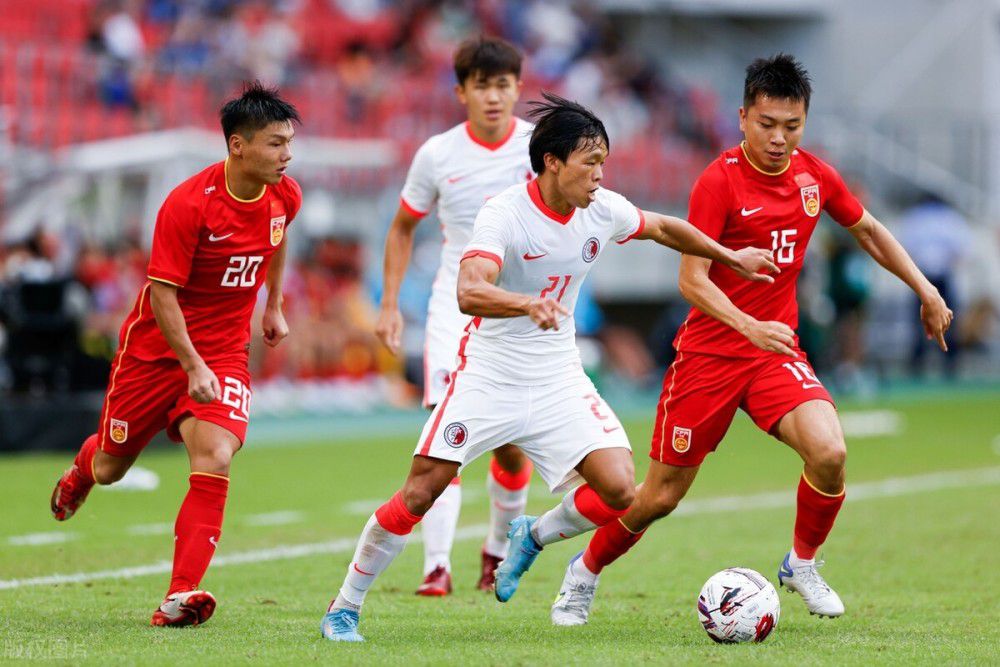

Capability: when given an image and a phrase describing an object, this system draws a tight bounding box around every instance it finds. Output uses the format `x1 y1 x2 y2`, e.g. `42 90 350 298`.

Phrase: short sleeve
607 191 645 244
820 162 864 227
147 197 201 287
461 200 511 270
686 167 730 241
399 139 438 218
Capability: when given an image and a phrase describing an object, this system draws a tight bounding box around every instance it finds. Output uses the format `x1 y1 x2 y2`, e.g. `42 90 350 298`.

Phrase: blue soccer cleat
320 608 365 642
494 515 543 602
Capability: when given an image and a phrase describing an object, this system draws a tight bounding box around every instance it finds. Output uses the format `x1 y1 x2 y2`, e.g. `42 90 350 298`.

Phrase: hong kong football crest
582 237 600 263
672 426 691 453
800 184 820 217
110 418 128 444
269 199 286 246
444 422 468 448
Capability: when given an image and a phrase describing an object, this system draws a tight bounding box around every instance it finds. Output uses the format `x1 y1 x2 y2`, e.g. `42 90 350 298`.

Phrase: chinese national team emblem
672 426 692 453
582 236 600 263
444 422 468 448
800 184 820 217
110 418 128 444
269 199 286 246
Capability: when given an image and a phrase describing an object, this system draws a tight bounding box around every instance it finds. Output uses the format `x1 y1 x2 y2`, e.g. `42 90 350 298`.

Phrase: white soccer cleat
550 553 598 626
777 552 844 618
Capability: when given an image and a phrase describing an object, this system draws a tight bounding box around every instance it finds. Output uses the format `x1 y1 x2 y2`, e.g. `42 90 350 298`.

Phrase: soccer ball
697 567 780 644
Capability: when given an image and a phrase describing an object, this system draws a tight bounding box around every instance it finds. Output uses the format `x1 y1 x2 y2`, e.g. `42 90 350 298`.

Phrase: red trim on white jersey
527 179 575 225
419 317 480 456
465 119 517 151
461 249 503 270
399 196 428 219
616 207 646 245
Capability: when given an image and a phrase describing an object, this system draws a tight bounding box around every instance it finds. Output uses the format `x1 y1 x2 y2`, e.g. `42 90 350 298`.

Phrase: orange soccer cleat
50 466 95 521
415 566 452 597
150 590 217 627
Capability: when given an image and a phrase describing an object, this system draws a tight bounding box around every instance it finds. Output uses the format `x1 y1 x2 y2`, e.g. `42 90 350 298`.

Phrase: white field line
126 522 173 536
7 532 78 547
838 410 903 439
3 466 999 591
243 511 305 527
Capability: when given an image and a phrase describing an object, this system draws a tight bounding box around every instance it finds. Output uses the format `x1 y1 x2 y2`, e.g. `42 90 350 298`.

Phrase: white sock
531 486 597 546
570 553 599 586
789 547 815 567
330 513 409 611
484 473 530 558
420 480 461 575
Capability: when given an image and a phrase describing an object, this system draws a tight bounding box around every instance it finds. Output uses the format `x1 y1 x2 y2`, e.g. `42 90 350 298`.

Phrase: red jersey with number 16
119 160 301 363
675 143 863 358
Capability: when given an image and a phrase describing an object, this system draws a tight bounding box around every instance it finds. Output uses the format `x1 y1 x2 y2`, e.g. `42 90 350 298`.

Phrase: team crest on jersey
800 184 820 217
672 426 692 453
270 199 286 246
582 237 600 263
444 422 468 448
110 418 128 444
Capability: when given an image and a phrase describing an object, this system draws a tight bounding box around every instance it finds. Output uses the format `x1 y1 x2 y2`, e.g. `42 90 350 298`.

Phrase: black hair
743 53 812 112
527 92 609 173
453 35 522 85
220 81 300 145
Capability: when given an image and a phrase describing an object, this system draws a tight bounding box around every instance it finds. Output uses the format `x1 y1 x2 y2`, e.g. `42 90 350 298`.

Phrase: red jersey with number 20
122 160 301 363
675 143 863 358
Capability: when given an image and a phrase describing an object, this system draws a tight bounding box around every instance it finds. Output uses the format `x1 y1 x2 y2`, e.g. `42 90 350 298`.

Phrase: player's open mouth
766 150 785 160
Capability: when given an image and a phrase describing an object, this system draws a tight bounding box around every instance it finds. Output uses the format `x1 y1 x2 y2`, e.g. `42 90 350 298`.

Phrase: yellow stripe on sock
190 472 230 482
802 472 845 498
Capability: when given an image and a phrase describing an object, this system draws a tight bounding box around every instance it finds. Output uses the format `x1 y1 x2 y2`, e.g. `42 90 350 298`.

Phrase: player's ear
543 152 560 175
454 82 468 107
229 133 245 158
738 107 748 134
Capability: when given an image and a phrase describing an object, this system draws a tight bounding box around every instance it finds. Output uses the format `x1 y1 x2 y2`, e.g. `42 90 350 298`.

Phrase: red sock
374 490 423 535
73 435 99 484
573 484 628 526
793 474 845 560
168 473 229 595
489 457 532 490
583 518 646 573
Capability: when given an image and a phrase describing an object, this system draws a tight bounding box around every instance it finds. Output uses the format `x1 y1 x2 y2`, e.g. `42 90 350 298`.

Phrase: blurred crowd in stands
0 0 995 407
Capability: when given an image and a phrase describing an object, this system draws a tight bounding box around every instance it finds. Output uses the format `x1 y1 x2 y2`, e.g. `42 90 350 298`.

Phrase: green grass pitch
1 391 998 665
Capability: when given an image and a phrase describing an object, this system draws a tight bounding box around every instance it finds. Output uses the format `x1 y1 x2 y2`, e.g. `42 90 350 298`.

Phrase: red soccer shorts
96 354 252 457
649 349 834 467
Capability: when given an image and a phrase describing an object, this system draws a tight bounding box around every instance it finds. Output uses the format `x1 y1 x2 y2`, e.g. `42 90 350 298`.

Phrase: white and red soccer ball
697 567 780 644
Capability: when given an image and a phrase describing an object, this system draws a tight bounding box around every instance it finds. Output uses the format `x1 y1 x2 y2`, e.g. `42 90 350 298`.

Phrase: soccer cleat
476 550 503 592
493 515 542 603
551 552 598 626
415 565 452 596
150 590 217 627
50 466 95 521
320 608 365 642
778 552 845 618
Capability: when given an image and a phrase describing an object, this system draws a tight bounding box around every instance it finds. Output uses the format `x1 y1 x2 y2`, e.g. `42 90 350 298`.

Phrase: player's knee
93 459 129 485
193 444 235 476
598 480 635 511
400 483 437 516
810 438 847 478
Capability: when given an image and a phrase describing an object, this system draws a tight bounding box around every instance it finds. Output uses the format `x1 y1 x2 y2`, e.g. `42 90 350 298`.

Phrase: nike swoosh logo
446 175 465 184
603 426 620 433
208 536 218 547
209 232 234 242
523 252 547 260
740 206 764 216
228 410 248 423
558 532 571 539
353 563 375 576
801 382 824 390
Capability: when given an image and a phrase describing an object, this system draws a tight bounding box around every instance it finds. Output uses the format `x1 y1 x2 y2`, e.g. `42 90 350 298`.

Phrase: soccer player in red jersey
49 82 302 627
550 54 954 625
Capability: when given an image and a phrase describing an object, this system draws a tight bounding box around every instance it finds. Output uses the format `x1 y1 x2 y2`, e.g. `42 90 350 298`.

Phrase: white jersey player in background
375 36 535 596
321 92 777 642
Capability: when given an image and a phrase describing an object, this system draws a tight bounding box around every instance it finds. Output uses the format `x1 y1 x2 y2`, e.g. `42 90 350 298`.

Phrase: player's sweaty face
243 121 294 185
457 73 521 133
739 95 806 172
557 140 607 209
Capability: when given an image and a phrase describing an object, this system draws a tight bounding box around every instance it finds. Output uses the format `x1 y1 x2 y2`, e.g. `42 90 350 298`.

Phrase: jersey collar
739 141 791 177
527 179 575 225
465 118 517 151
224 157 267 203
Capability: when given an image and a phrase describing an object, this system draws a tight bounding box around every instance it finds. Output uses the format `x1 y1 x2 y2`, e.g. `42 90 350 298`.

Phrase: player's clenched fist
262 307 289 348
375 307 404 355
187 362 221 403
742 319 797 357
730 247 780 283
526 297 569 331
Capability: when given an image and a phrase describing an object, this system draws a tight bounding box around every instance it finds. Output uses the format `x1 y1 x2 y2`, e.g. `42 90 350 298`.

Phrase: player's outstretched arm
678 255 797 357
262 240 289 348
636 210 779 283
376 206 424 355
457 255 568 330
847 209 954 350
149 280 221 402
